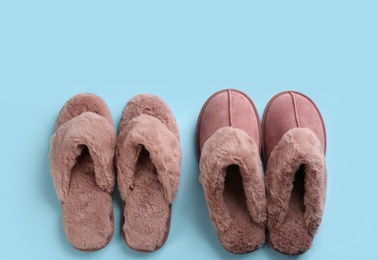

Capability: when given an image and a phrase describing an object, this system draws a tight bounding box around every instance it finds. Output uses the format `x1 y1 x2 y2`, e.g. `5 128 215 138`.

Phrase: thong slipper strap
50 112 116 202
116 114 181 204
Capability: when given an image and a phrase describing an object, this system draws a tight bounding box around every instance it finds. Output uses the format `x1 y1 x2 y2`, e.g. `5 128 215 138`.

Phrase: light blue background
1 1 377 259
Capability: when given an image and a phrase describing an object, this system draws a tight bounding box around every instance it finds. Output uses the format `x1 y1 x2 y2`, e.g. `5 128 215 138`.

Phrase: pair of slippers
49 93 181 252
196 89 327 255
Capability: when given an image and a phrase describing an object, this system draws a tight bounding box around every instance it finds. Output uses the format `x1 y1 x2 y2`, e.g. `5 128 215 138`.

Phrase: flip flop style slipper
262 91 327 255
116 94 182 252
49 93 116 251
196 89 267 254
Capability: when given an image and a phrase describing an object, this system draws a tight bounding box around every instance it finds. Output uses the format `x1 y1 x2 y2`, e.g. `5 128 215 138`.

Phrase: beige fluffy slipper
49 93 116 251
196 89 267 254
262 91 327 255
116 94 182 252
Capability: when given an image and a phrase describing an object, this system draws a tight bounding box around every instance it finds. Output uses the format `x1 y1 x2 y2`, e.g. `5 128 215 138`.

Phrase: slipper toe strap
50 112 116 202
116 114 182 204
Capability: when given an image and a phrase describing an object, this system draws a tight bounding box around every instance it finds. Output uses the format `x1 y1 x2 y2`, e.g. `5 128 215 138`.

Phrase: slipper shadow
39 120 60 210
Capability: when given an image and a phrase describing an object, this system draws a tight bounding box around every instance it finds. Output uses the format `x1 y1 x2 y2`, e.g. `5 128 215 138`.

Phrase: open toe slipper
196 89 267 254
116 94 182 252
49 93 116 251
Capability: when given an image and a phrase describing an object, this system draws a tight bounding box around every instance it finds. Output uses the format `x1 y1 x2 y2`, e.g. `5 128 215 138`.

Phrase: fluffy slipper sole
49 93 116 251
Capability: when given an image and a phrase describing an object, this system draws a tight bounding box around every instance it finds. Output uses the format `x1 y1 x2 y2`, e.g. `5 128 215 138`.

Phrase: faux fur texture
50 112 116 200
49 93 116 251
62 148 114 251
54 93 113 131
117 114 181 204
119 94 180 140
116 94 182 252
266 127 327 255
199 127 266 254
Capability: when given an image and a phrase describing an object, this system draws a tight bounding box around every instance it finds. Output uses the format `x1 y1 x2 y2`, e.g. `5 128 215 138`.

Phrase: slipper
49 93 116 251
196 89 267 254
262 91 327 255
116 94 182 252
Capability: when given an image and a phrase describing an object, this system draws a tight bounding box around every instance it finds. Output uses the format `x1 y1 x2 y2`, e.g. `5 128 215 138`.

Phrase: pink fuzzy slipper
116 94 182 252
49 93 116 251
262 91 327 255
196 89 267 254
